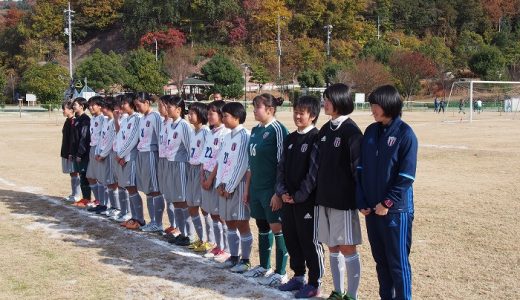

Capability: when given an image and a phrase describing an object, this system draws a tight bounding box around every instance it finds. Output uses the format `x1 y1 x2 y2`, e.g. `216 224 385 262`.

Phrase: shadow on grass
0 188 287 299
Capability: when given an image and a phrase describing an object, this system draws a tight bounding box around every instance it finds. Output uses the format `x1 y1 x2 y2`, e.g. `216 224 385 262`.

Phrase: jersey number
190 148 195 158
204 147 213 158
223 152 229 164
249 144 257 156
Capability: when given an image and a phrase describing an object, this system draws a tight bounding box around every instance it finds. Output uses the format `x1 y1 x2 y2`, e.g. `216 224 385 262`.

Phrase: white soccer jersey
166 117 192 162
158 117 170 158
137 111 162 152
215 125 250 193
98 118 115 158
188 125 210 165
113 113 128 152
89 114 106 149
200 125 230 172
117 112 140 162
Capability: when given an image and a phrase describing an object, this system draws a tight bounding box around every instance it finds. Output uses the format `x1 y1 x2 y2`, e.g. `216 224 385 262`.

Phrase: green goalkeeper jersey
248 119 288 191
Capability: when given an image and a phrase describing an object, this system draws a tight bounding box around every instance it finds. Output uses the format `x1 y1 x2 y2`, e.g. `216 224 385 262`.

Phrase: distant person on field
476 99 482 114
438 99 446 114
433 97 439 113
357 85 418 300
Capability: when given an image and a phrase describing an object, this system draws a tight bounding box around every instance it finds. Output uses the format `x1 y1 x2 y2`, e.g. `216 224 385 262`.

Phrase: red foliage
5 8 24 27
140 28 186 50
389 51 437 99
228 18 247 45
242 0 261 11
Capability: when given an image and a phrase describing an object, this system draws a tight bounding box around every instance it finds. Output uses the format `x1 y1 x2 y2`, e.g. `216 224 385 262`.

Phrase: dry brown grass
0 109 519 299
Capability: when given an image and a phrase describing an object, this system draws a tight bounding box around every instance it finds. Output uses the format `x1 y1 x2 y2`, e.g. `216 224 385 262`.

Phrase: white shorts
163 161 187 203
98 151 117 185
136 151 159 194
119 159 137 188
86 147 99 179
61 157 76 173
157 157 169 195
316 205 362 247
186 164 203 207
218 178 250 221
201 170 219 215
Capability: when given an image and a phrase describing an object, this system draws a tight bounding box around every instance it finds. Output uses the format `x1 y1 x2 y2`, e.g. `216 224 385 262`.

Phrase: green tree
75 49 131 92
250 63 270 92
360 39 395 64
125 48 168 94
0 66 7 104
21 63 69 107
121 0 181 41
469 46 506 80
297 69 325 88
201 54 244 99
453 30 486 68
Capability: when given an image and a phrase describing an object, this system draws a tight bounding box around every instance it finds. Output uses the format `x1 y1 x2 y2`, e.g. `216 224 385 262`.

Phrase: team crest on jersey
263 132 270 139
197 140 201 147
387 136 397 147
301 143 308 152
95 122 99 127
173 132 178 139
231 143 237 151
127 123 132 129
288 144 293 150
334 137 341 147
146 120 150 127
251 133 255 137
213 138 219 146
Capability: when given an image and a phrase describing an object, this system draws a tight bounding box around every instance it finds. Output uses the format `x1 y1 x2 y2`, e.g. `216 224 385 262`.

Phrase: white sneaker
243 265 272 278
258 273 288 287
114 213 131 222
141 223 163 232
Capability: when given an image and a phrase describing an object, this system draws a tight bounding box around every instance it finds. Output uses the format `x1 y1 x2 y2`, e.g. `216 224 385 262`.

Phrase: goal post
447 80 520 122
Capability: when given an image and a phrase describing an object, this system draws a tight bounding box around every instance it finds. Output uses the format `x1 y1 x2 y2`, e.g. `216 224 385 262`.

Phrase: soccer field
0 109 519 299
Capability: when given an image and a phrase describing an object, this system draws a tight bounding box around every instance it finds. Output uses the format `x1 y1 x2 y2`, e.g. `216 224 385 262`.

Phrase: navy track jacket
356 117 418 213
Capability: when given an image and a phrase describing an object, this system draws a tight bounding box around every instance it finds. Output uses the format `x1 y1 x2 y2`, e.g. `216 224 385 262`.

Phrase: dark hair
103 96 116 111
368 85 403 119
293 95 320 124
222 101 246 124
164 95 186 118
252 93 283 114
135 92 155 104
189 102 208 125
208 100 226 119
114 94 124 109
73 97 88 110
88 95 105 107
121 93 137 111
62 100 73 110
323 83 354 115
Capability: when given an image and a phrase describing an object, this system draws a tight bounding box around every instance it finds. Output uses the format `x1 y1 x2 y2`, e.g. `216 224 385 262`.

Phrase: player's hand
75 157 82 163
223 191 232 199
281 193 294 204
374 203 389 216
68 155 73 161
118 158 126 167
202 178 212 190
242 192 249 204
359 208 372 216
270 194 282 211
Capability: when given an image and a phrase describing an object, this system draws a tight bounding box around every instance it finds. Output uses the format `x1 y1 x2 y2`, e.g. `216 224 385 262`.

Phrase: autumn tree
336 58 392 94
121 0 181 41
140 28 186 50
389 51 437 101
163 47 197 95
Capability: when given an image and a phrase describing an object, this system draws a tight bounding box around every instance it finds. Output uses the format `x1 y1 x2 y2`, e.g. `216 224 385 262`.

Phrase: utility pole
324 24 333 58
277 14 283 82
377 16 381 40
64 2 74 79
499 16 502 32
154 38 158 61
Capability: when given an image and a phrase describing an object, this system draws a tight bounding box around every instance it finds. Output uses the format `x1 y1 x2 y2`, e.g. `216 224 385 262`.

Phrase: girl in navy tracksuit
356 85 418 300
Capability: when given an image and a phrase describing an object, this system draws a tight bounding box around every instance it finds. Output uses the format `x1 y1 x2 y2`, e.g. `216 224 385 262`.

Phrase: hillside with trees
1 0 520 105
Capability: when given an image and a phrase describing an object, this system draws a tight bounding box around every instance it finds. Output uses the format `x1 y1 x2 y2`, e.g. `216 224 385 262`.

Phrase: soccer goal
445 80 520 122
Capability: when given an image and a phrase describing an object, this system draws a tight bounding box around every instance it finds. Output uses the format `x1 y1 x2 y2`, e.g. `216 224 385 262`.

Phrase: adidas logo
388 220 398 227
304 213 312 219
321 136 326 142
337 236 344 241
232 213 237 217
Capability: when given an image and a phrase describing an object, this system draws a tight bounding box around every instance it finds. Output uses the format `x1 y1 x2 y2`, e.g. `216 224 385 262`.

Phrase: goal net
444 80 520 122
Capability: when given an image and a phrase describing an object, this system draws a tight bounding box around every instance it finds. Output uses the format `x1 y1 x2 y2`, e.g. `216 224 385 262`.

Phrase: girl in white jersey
200 100 230 261
186 102 214 252
163 96 194 246
133 92 164 233
94 97 120 217
112 95 131 222
86 96 107 209
157 96 178 235
115 93 142 230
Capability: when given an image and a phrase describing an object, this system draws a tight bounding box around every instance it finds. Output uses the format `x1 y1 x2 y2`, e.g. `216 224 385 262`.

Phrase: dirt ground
0 108 519 299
